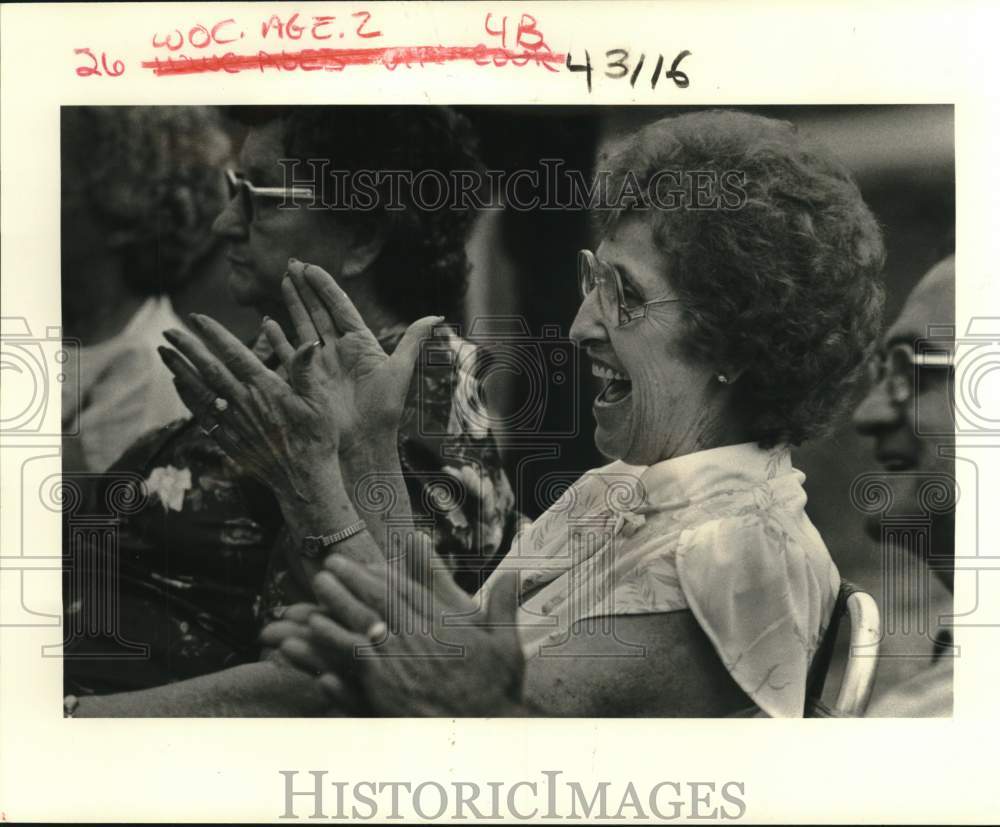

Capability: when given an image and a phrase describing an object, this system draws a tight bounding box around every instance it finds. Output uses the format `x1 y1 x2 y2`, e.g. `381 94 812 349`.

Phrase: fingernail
187 313 202 327
288 256 299 265
366 621 387 641
262 315 271 324
163 329 180 342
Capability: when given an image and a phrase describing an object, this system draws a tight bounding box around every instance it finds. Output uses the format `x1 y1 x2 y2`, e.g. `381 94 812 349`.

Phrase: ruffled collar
632 441 793 511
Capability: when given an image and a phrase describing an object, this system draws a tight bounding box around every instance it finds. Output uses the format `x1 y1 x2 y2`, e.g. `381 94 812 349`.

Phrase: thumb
485 569 520 633
387 315 445 387
290 339 322 395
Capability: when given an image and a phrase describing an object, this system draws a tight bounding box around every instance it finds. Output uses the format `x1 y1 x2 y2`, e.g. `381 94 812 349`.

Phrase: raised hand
158 314 334 504
157 258 441 503
279 258 443 463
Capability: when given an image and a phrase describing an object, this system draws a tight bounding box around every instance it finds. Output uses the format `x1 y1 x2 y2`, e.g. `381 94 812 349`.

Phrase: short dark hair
226 105 483 321
596 109 887 447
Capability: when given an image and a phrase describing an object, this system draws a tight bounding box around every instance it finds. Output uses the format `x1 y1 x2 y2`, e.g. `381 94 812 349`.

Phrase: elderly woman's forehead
595 218 669 281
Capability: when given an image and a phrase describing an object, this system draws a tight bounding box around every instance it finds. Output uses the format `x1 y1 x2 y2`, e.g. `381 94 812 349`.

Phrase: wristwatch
301 519 367 559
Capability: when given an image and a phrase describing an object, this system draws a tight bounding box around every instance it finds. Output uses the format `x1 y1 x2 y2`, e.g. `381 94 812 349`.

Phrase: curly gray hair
595 109 887 447
62 106 232 294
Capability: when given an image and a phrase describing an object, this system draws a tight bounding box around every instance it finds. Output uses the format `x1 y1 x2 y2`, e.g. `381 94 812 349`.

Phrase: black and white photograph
1 2 996 823
57 103 955 719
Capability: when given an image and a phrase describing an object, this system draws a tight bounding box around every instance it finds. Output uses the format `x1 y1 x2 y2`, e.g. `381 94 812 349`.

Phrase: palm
276 261 442 454
309 330 408 451
156 260 441 505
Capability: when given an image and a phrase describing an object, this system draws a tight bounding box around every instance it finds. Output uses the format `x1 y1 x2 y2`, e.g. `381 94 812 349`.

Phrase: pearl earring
716 373 729 384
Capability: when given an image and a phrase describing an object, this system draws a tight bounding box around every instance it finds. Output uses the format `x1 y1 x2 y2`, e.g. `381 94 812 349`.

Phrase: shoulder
536 459 642 519
672 508 839 717
675 483 836 590
675 509 840 641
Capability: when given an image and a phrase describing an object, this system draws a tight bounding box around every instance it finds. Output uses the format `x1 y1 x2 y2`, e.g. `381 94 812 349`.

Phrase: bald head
886 255 955 348
852 253 956 589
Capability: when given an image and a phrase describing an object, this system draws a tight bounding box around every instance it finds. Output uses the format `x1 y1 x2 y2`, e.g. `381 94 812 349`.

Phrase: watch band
301 519 368 559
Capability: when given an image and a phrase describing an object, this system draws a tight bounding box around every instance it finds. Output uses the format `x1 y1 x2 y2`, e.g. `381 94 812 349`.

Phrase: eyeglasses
577 249 680 328
867 341 953 404
224 168 315 223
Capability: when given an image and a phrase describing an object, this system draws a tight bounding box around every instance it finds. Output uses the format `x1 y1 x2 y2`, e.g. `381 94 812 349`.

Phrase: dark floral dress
63 326 519 694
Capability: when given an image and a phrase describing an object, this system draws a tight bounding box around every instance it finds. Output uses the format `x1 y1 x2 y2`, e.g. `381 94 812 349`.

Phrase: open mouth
592 362 632 406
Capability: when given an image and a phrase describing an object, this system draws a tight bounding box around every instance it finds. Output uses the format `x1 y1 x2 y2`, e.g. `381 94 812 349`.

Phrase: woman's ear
339 222 386 280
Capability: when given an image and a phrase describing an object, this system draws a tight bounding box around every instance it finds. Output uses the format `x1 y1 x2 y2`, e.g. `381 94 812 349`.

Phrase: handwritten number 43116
566 49 691 93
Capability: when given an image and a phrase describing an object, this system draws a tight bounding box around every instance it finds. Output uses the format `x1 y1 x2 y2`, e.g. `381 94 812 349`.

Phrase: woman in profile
166 109 887 717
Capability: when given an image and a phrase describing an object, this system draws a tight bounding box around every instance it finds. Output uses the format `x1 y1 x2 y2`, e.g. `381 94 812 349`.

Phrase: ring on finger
365 620 387 642
213 397 229 413
201 423 220 436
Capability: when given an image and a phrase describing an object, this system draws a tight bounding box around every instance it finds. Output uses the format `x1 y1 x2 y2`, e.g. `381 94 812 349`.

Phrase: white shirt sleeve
675 511 839 718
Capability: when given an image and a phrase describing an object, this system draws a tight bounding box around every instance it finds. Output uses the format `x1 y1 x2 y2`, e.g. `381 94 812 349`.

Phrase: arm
269 265 422 584
276 458 389 585
521 611 752 717
71 655 330 718
429 613 748 718
265 549 753 718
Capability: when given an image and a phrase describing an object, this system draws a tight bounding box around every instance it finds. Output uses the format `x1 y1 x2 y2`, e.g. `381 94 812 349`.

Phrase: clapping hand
261 536 525 717
158 259 441 503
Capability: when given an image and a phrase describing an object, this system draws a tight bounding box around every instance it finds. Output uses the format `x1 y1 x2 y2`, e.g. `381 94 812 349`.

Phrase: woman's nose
569 289 610 348
852 379 901 436
212 195 248 240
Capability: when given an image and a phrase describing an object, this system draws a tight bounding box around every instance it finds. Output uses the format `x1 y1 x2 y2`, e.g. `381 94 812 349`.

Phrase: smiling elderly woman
163 109 886 717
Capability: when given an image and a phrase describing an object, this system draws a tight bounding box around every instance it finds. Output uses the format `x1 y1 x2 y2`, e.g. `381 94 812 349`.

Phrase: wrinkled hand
159 315 329 501
279 259 442 462
157 258 440 501
261 537 525 717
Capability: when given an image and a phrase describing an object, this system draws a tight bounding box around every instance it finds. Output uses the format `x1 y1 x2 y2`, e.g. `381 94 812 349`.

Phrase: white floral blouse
479 442 840 718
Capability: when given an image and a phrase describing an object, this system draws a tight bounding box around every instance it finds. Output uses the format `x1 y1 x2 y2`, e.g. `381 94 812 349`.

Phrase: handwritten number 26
74 48 125 77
